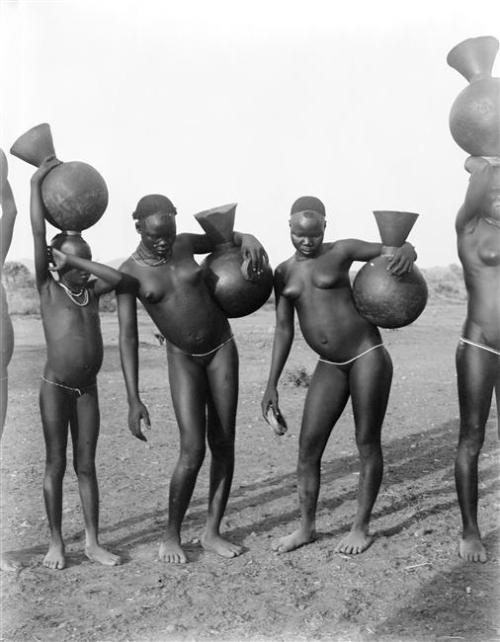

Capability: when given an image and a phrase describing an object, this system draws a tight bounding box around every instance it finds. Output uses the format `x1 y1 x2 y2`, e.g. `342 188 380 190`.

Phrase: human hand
48 247 67 271
30 156 61 185
261 387 287 435
128 399 151 442
240 234 269 276
386 243 416 276
261 385 279 419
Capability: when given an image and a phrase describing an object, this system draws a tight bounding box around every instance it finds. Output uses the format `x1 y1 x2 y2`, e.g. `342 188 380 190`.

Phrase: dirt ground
1 302 499 642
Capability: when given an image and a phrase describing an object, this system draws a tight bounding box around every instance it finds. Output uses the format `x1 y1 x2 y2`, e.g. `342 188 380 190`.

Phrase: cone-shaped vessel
10 123 56 167
352 211 428 329
195 204 273 318
194 203 236 245
374 210 419 247
10 123 108 232
447 35 500 157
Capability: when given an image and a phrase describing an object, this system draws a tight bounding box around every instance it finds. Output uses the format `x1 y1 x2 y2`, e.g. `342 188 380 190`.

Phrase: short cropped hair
290 196 326 218
132 194 177 220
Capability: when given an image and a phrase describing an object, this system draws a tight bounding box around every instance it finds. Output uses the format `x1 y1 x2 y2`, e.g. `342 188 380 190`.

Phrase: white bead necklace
58 281 89 307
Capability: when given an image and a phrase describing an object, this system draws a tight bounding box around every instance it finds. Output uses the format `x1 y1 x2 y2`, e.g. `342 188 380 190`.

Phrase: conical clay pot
195 204 274 318
447 36 500 157
352 211 428 329
10 123 108 232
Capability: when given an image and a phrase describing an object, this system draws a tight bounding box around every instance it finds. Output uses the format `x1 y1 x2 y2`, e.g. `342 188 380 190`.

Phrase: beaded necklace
132 242 170 267
58 281 89 307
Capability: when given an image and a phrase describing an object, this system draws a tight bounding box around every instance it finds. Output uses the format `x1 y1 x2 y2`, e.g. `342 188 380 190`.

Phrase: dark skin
118 205 267 563
455 157 500 563
1 149 19 572
31 156 128 570
262 210 416 555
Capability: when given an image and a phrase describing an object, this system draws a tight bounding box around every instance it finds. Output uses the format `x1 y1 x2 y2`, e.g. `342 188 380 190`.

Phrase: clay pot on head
194 203 274 318
10 123 108 232
352 211 428 329
447 35 500 157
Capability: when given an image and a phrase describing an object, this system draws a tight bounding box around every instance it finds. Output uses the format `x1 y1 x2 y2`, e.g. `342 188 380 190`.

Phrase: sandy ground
1 302 499 642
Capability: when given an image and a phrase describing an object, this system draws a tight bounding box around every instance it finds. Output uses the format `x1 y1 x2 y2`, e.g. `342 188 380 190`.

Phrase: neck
133 241 170 266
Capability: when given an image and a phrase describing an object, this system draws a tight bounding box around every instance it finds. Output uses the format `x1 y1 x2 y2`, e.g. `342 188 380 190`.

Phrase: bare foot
159 537 187 564
1 553 21 573
201 533 243 559
335 529 373 555
85 544 121 566
272 528 316 554
459 536 487 563
43 543 66 570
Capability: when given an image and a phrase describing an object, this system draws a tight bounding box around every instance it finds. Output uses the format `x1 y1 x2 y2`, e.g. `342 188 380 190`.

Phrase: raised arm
116 285 151 441
261 266 295 417
49 248 136 297
30 157 61 290
456 157 499 233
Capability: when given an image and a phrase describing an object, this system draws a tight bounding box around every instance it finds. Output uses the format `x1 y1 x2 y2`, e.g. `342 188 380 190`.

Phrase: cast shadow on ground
6 418 499 566
373 527 500 641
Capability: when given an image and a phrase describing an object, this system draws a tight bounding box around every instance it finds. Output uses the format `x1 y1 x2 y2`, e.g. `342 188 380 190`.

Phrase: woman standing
455 157 500 563
262 196 416 555
117 194 267 563
1 149 19 572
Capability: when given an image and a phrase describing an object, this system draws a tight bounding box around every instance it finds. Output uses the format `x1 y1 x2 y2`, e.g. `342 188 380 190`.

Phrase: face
58 240 92 287
289 211 326 257
137 211 177 258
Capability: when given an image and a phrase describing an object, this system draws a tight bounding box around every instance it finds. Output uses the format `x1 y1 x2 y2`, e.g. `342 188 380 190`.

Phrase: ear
135 220 142 234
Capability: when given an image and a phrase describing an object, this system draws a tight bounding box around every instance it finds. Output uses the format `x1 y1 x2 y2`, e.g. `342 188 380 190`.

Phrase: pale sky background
1 0 499 269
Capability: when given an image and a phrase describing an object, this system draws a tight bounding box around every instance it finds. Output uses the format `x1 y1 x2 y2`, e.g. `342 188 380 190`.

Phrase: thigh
456 342 496 435
167 350 208 448
73 386 100 464
349 346 393 444
299 361 350 459
206 339 239 442
39 380 71 457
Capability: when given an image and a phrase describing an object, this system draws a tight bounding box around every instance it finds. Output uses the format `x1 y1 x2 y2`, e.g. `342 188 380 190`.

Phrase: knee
45 453 66 478
179 444 206 473
208 434 234 459
297 446 321 470
458 425 485 456
74 459 96 480
355 435 382 460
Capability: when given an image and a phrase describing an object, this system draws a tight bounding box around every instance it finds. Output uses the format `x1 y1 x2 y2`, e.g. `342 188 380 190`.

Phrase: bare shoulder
275 255 295 278
118 256 136 276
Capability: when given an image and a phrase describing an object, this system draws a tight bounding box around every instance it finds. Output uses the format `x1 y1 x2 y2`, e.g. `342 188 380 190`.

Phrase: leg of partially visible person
71 387 120 566
0 372 7 439
455 343 495 562
0 314 14 438
160 350 208 563
202 339 242 558
273 361 350 553
0 363 19 572
335 346 392 555
39 380 71 570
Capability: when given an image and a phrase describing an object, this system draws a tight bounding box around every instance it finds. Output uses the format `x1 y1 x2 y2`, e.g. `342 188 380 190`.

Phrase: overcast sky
1 0 499 268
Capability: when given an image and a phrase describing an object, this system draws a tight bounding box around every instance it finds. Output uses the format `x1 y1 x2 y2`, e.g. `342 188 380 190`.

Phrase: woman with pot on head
30 156 127 570
454 157 500 563
117 194 268 564
261 196 416 555
1 149 19 572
